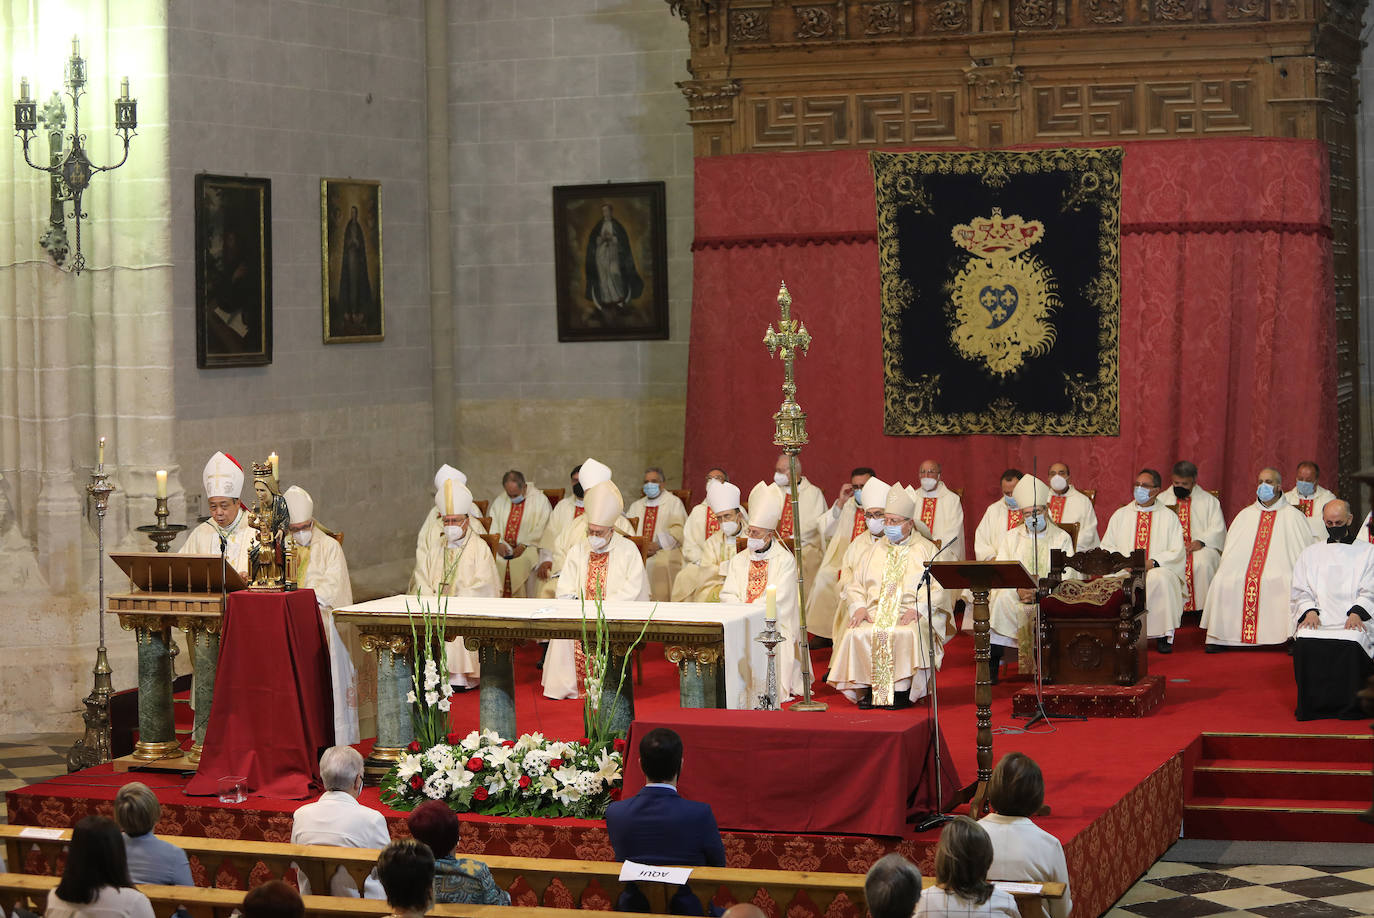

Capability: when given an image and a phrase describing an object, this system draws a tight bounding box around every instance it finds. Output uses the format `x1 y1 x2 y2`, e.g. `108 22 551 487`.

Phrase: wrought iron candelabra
67 453 115 771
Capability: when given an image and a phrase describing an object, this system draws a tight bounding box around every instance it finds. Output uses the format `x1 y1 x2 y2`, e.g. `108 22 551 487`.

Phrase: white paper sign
618 861 693 885
994 881 1044 895
18 828 65 840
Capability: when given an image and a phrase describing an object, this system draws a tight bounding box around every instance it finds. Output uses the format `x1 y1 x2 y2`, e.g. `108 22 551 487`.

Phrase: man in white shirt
1044 461 1099 551
1285 460 1337 541
179 451 251 578
808 466 876 643
914 459 965 560
626 467 688 601
291 746 390 898
1157 460 1226 613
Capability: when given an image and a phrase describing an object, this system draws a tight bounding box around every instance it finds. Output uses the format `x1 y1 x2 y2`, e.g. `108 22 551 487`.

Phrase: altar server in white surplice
973 469 1027 562
682 467 730 570
1044 461 1099 551
671 479 747 603
829 477 892 646
1158 460 1227 613
1285 460 1337 541
411 465 487 593
721 482 805 700
808 467 876 641
286 485 359 744
1100 468 1187 652
828 482 948 710
413 482 500 689
180 451 252 578
988 475 1076 681
626 467 688 601
1203 467 1317 650
770 455 829 598
544 479 648 700
489 469 552 598
1292 500 1374 719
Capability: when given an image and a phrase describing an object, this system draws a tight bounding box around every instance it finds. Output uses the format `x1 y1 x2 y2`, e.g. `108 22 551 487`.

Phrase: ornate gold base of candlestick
137 497 187 552
66 647 114 772
188 741 202 764
132 740 183 761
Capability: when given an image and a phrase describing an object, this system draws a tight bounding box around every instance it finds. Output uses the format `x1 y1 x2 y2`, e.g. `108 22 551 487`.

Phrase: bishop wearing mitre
489 470 551 598
671 479 747 603
828 482 949 709
180 451 252 579
412 465 486 593
536 458 617 600
1157 461 1227 613
626 467 688 601
827 477 892 646
413 480 500 689
721 482 805 700
1202 467 1315 650
1101 469 1187 653
543 479 648 700
681 467 730 575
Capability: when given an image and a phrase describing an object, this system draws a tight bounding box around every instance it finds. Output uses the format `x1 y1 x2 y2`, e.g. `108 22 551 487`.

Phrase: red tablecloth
185 590 333 799
622 709 960 838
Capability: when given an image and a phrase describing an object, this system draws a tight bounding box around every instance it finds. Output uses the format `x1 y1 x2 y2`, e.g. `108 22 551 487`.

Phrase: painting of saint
195 174 272 368
322 179 384 343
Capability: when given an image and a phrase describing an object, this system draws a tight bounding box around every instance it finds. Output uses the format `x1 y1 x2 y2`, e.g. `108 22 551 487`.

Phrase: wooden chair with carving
1037 547 1148 687
1079 487 1097 503
473 499 489 518
480 516 494 534
672 488 691 507
1058 520 1080 551
479 533 501 560
625 516 640 534
316 522 345 545
543 487 564 509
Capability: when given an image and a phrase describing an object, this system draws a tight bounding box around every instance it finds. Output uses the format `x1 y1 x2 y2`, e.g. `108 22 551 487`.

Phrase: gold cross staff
763 282 825 712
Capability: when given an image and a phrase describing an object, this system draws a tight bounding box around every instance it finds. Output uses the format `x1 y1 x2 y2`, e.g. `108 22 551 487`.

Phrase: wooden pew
0 827 1064 918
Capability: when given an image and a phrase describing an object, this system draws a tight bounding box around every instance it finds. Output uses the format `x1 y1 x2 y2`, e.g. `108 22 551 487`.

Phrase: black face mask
1172 485 1191 500
572 482 585 500
1327 523 1355 544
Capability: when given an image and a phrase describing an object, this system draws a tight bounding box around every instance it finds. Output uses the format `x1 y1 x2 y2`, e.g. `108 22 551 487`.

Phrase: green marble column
132 622 178 760
188 624 220 760
363 640 414 785
478 642 517 740
601 652 635 735
672 646 707 708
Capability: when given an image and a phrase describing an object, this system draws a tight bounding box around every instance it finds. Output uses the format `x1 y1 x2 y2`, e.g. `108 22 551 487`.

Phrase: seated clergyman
671 479 748 603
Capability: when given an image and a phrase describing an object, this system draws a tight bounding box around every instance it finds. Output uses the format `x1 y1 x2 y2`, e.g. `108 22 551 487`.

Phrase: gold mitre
951 207 1045 262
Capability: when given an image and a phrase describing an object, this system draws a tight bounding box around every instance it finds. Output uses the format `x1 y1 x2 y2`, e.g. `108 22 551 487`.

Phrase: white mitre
1012 474 1051 510
886 481 917 519
433 464 467 492
584 480 623 527
860 477 891 510
435 482 474 517
706 479 741 514
580 457 613 491
747 482 784 531
284 486 314 524
203 452 244 500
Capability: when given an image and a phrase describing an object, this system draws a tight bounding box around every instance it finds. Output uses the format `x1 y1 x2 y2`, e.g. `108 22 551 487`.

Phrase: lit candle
71 36 80 58
97 436 105 470
156 469 167 499
268 452 279 479
19 77 29 102
444 480 454 515
119 77 129 101
765 584 777 621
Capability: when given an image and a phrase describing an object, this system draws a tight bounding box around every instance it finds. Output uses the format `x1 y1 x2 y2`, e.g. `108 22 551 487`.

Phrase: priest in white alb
535 464 589 599
807 467 876 642
828 482 948 710
1203 467 1316 650
1100 469 1187 653
828 476 892 646
973 469 1026 562
412 465 486 593
1291 500 1374 719
681 467 729 574
914 459 966 559
671 479 746 603
721 482 805 699
412 481 500 689
180 451 252 579
626 467 688 601
544 479 648 700
489 469 551 598
1285 460 1337 541
1044 461 1099 551
285 485 361 744
1158 460 1226 613
771 455 829 597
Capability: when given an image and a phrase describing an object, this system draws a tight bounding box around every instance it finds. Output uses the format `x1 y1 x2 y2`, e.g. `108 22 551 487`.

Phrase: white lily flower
405 690 417 704
437 697 451 712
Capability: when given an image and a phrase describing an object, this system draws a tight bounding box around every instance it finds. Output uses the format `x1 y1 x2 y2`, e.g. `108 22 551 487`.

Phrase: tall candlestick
155 469 167 499
444 480 454 515
97 436 105 470
268 452 279 479
765 584 777 621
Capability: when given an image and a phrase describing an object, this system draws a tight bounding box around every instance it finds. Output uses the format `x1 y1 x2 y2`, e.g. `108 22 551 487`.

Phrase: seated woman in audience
114 781 193 886
406 800 510 905
376 839 436 918
45 816 155 918
241 881 304 918
979 753 1072 918
916 817 1019 918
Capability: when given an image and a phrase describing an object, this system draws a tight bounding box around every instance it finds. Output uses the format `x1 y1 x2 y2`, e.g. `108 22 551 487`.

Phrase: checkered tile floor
0 734 79 823
1107 861 1374 917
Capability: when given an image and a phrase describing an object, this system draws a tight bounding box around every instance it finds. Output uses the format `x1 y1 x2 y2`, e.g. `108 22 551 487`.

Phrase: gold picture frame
320 178 384 343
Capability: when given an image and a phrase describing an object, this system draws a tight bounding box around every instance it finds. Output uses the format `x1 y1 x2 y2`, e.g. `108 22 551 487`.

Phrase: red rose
501 740 516 748
445 732 460 745
580 738 591 747
408 775 423 790
473 786 489 801
407 740 421 753
609 787 622 800
466 756 484 772
518 775 531 789
550 758 563 768
612 738 627 754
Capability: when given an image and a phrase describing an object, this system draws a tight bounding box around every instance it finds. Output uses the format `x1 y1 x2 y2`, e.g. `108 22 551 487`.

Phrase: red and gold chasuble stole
1176 498 1196 609
778 499 794 540
584 550 610 600
852 509 867 539
500 502 527 597
1241 510 1277 644
1299 499 1314 517
642 506 659 541
745 559 770 603
573 504 585 519
920 497 938 535
705 511 719 538
1006 509 1024 530
1047 495 1067 523
1133 511 1153 565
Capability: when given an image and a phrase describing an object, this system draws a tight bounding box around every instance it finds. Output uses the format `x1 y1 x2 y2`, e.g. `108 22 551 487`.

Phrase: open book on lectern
111 552 248 594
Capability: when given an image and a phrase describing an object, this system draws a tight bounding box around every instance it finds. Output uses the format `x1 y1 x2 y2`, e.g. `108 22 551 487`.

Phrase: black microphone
919 534 960 586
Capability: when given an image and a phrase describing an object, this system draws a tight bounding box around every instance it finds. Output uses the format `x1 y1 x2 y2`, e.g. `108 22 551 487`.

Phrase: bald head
1258 467 1283 487
1324 500 1352 526
722 906 768 918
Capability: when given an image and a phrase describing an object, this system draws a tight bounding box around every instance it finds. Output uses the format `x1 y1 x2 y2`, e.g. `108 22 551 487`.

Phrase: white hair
320 745 364 792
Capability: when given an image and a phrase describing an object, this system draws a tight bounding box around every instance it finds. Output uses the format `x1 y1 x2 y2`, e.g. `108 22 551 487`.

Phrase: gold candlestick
137 495 187 552
763 281 826 712
67 468 115 770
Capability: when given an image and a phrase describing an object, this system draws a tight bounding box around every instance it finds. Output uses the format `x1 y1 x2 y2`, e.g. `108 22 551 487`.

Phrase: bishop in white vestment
771 455 829 597
626 468 688 601
671 479 746 603
914 459 966 560
808 468 876 640
180 451 252 578
1203 468 1317 649
536 458 616 600
682 468 729 572
1044 462 1099 551
829 477 892 645
412 465 486 594
489 470 552 598
544 479 648 700
1100 470 1187 650
1292 500 1374 719
1158 461 1227 613
1285 461 1337 541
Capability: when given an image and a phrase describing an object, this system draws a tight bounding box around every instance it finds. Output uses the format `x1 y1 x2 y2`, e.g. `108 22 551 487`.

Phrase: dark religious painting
873 148 1123 436
195 174 272 368
321 178 384 343
553 181 669 342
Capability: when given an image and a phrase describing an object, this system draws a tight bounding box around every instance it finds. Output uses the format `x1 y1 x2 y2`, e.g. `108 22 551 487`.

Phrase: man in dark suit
605 727 726 915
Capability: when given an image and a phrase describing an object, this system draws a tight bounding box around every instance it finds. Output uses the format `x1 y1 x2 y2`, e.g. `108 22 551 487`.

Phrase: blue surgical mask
854 491 863 507
643 482 660 499
1133 485 1151 505
1025 512 1046 533
1257 482 1276 503
1004 495 1018 508
510 494 525 505
884 524 907 543
1296 480 1316 498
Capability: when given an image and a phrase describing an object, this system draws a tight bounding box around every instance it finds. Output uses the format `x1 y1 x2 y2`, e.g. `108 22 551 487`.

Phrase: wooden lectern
929 560 1037 816
109 553 246 770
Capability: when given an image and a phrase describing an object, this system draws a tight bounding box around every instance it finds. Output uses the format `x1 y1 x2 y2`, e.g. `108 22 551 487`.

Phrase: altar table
622 709 961 838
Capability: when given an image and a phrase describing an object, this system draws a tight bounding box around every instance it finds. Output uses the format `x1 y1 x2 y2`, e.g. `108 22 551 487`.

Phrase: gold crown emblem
951 207 1045 261
252 461 275 480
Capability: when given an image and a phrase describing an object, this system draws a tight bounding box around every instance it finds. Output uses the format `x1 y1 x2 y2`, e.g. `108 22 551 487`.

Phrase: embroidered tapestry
873 147 1123 436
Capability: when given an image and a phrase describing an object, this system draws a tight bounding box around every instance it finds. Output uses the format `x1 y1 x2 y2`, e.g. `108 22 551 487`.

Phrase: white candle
268 452 279 479
119 76 129 101
765 584 777 621
97 436 105 469
444 480 454 515
71 36 80 58
155 469 167 499
19 77 29 102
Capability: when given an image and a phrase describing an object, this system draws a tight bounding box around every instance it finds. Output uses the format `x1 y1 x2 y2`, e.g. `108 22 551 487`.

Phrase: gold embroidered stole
871 542 912 707
296 544 311 585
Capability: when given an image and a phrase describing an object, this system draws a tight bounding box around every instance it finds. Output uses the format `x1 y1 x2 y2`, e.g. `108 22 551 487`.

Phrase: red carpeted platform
1011 673 1167 718
9 619 1370 918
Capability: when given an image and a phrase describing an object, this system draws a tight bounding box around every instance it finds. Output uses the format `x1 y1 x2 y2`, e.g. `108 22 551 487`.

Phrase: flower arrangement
404 549 470 750
581 593 653 746
381 729 627 819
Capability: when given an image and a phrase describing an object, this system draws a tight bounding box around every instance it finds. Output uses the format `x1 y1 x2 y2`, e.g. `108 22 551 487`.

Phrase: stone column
126 616 179 760
477 641 517 741
184 620 221 762
600 650 635 735
361 632 414 785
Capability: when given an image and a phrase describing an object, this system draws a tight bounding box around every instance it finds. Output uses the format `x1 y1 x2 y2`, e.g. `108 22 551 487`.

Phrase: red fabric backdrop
685 139 1337 532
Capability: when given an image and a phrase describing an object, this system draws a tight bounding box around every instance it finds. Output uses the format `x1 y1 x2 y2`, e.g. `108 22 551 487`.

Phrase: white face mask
443 524 466 545
866 517 885 536
747 537 768 553
292 527 312 547
920 476 938 492
773 471 790 488
588 534 609 553
720 520 740 537
1050 474 1068 493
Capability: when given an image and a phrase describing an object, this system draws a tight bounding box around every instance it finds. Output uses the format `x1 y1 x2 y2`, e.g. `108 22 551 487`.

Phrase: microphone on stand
915 533 959 833
219 530 229 608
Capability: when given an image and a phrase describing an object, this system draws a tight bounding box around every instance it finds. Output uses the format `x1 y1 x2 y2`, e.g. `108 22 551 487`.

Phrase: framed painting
553 181 669 342
194 174 272 368
321 178 384 343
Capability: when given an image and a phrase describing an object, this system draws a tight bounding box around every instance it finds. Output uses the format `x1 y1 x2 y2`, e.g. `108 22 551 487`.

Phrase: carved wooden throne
1038 547 1148 686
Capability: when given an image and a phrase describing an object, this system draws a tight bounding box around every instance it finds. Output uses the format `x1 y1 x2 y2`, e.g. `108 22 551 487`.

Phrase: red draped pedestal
621 709 959 837
686 139 1335 530
185 590 333 800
